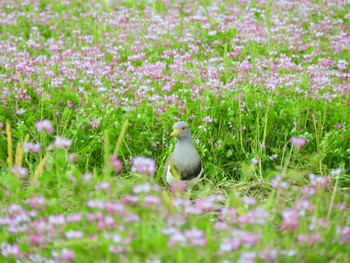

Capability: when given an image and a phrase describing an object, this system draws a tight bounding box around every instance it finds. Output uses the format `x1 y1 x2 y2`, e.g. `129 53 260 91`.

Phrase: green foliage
0 0 349 261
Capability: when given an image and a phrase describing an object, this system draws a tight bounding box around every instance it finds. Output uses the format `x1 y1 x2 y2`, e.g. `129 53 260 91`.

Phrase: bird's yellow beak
171 129 180 137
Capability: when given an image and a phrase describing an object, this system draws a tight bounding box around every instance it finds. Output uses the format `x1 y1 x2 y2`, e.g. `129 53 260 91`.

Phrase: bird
162 121 203 190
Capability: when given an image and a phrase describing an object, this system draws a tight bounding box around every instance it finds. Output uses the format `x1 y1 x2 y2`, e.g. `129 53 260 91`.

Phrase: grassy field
0 0 349 262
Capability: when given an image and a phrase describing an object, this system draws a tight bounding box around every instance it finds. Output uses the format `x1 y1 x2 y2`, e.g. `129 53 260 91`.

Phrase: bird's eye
181 127 186 131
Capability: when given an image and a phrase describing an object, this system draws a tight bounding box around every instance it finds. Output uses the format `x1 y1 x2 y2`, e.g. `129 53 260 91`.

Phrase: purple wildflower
202 116 213 123
295 198 315 215
237 207 269 226
29 196 46 210
271 175 289 190
95 181 110 193
337 60 348 70
184 228 207 247
334 124 343 129
218 207 236 223
309 173 332 189
35 120 53 134
280 209 299 231
170 181 187 193
168 230 186 247
330 168 342 177
251 157 260 164
65 230 83 239
88 119 101 129
131 157 156 175
109 155 123 174
23 142 41 153
143 196 162 207
66 213 82 223
238 252 256 263
53 136 72 149
16 109 26 115
259 248 279 261
296 232 323 246
242 196 256 205
82 172 92 182
48 214 66 225
289 136 307 150
1 243 21 258
52 248 75 262
219 230 260 252
194 197 221 213
122 195 139 205
162 83 172 91
337 202 346 211
11 166 28 178
133 182 151 194
335 226 350 244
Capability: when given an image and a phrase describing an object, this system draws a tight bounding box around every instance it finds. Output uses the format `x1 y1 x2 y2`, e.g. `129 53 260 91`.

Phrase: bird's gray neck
175 136 194 148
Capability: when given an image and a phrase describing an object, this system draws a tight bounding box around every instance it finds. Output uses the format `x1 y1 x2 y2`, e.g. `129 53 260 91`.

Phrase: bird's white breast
166 165 175 185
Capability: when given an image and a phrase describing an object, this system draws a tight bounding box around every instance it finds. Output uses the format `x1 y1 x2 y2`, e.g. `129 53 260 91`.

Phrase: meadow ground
0 0 350 262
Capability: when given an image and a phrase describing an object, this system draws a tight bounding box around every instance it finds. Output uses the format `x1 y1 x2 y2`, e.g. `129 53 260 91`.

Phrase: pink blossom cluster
131 156 156 175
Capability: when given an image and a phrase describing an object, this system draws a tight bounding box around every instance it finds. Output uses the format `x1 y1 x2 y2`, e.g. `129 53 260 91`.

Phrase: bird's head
171 121 192 140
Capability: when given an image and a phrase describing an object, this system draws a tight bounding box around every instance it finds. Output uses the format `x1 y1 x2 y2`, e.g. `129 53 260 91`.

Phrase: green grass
0 0 349 262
